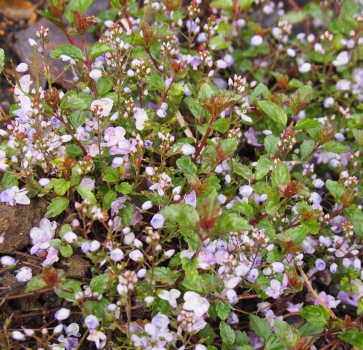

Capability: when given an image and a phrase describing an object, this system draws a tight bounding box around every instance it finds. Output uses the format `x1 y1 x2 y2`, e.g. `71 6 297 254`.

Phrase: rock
0 199 48 254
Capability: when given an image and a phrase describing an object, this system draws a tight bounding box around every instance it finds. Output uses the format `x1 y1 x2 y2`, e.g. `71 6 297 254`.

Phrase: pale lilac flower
16 63 28 73
239 185 253 198
315 259 326 271
225 276 242 289
265 279 283 299
15 267 32 282
145 167 155 176
149 172 172 196
184 190 197 208
216 60 227 69
250 35 263 46
323 97 334 108
314 291 340 308
28 38 37 47
248 268 259 282
335 133 345 142
39 178 51 187
85 315 99 330
1 255 16 266
183 291 210 317
30 218 56 256
150 214 165 229
55 308 71 321
287 48 296 57
0 186 30 206
110 196 126 216
313 179 325 188
42 246 59 266
89 69 103 81
226 289 237 303
158 289 181 308
330 263 338 273
134 108 148 130
14 74 32 95
87 330 106 349
91 98 114 117
271 262 284 273
110 248 124 262
286 302 304 313
129 249 144 262
333 51 349 66
336 79 351 91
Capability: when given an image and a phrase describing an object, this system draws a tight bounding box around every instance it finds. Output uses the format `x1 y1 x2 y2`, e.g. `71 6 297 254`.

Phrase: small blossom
63 231 78 243
89 69 102 81
315 258 326 271
12 330 25 340
134 108 148 130
299 63 311 73
16 63 28 73
183 291 210 317
333 51 349 66
110 248 124 262
15 267 32 282
85 315 99 330
39 178 51 187
87 330 106 349
250 35 263 46
142 201 153 210
313 179 325 188
150 214 165 229
129 249 144 262
1 255 17 266
0 186 30 206
158 289 181 308
55 308 71 321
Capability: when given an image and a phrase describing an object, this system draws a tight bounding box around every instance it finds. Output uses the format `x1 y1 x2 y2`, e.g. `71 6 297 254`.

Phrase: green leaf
103 190 117 210
184 97 204 120
264 135 280 156
66 144 84 158
304 220 320 234
65 0 93 23
182 257 199 281
209 36 232 50
60 224 72 238
341 0 358 19
281 10 308 23
321 141 347 153
179 228 201 251
233 161 253 180
258 101 287 126
90 274 110 295
146 267 181 285
249 83 271 104
161 203 200 229
60 91 88 109
45 197 70 217
271 162 290 187
176 156 198 175
274 319 300 348
198 83 214 99
69 110 86 129
89 43 113 61
293 119 320 130
283 225 308 244
103 167 119 182
54 279 82 302
249 314 272 341
240 0 254 9
60 244 73 257
212 118 229 133
217 302 231 320
115 182 133 195
338 329 363 350
24 275 48 293
169 83 184 96
265 191 280 216
0 48 4 73
298 323 324 336
2 172 19 189
300 305 330 327
149 72 165 92
232 202 254 219
220 321 235 347
235 331 249 346
220 138 237 157
300 139 315 158
213 213 251 233
84 298 111 322
199 324 215 346
264 334 285 350
50 44 85 60
96 76 113 96
119 201 133 226
255 157 272 180
293 85 314 112
75 185 97 205
50 238 62 246
325 180 345 201
210 0 233 9
344 205 363 237
52 179 71 196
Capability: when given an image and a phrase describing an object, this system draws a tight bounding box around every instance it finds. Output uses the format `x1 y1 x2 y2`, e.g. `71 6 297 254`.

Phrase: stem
81 34 98 99
74 329 89 350
298 266 337 319
33 47 40 92
193 113 218 161
145 45 162 73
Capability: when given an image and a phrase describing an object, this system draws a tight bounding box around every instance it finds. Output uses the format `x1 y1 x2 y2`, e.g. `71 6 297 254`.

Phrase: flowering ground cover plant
1 0 363 348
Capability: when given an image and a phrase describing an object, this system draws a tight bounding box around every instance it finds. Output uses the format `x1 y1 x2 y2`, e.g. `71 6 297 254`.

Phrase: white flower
0 186 30 206
336 79 351 91
158 289 181 308
225 276 242 289
15 267 32 282
287 48 296 57
216 59 227 69
91 98 114 117
299 63 311 73
12 331 25 340
28 38 37 47
134 108 148 130
87 330 106 349
129 249 144 262
239 185 253 197
313 179 325 188
183 291 210 317
250 35 263 46
38 178 51 187
110 248 124 262
323 97 334 108
142 201 153 210
333 51 349 67
181 144 196 155
15 63 28 73
63 231 77 244
0 255 16 266
54 308 70 321
150 214 165 229
89 69 103 81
